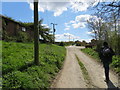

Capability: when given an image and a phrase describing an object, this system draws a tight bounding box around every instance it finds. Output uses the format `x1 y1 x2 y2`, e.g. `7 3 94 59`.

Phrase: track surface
51 46 119 88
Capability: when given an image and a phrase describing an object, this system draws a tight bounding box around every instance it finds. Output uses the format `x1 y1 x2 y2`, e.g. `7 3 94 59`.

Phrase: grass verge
75 54 92 88
2 41 66 88
81 48 120 73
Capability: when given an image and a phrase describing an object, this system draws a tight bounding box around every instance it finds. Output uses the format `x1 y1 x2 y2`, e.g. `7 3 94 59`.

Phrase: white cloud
69 0 102 12
64 23 70 30
64 14 99 30
79 39 91 42
75 15 91 22
86 31 93 34
70 1 89 12
28 1 69 16
72 22 86 28
27 0 100 16
55 33 80 41
69 20 76 23
41 24 49 28
55 33 92 42
86 29 98 35
64 28 70 30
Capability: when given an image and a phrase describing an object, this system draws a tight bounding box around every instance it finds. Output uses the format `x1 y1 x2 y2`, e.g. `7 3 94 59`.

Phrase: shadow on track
106 80 119 90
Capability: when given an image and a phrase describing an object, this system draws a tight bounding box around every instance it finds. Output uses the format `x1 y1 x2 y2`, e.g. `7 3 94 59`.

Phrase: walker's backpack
102 47 112 57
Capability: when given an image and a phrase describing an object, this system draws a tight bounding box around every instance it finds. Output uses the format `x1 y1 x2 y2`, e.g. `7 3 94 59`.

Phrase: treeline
87 1 120 55
56 40 90 46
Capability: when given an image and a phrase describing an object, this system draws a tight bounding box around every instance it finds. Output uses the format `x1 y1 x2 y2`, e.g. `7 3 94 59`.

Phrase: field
81 48 120 73
2 41 66 88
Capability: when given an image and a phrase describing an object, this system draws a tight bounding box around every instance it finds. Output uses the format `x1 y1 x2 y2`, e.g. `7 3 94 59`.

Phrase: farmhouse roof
0 14 23 26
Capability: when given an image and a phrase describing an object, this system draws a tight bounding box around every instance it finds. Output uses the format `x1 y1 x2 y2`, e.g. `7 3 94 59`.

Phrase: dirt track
51 46 119 88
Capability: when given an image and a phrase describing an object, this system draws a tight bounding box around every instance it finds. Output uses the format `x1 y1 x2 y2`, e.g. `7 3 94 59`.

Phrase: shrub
59 42 65 46
76 42 81 46
16 31 29 42
2 30 16 42
110 56 120 73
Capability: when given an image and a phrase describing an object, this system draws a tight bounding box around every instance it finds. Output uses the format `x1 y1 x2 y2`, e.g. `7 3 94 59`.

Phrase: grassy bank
2 41 66 88
81 48 120 73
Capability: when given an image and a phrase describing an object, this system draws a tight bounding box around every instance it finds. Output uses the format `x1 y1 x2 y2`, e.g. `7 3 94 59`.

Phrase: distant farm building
1 15 34 41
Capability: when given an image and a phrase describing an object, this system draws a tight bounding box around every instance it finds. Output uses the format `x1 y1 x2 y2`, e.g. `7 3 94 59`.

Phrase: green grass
81 48 99 61
75 54 92 87
2 41 66 88
81 48 120 73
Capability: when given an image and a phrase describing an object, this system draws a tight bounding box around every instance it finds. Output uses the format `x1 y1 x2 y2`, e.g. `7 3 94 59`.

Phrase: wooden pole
51 23 57 44
34 0 39 65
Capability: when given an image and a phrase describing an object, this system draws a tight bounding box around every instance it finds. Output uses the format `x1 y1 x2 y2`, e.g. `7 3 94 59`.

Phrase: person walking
99 42 115 83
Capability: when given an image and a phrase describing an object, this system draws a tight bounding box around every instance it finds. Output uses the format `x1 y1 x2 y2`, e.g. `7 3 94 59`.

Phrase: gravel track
51 46 119 89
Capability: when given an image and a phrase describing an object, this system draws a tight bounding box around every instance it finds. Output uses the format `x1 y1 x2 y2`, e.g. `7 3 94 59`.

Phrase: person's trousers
103 62 110 80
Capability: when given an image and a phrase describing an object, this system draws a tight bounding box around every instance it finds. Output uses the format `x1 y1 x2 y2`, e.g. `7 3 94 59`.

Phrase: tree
94 0 120 21
91 39 97 46
87 0 120 54
94 0 120 54
81 40 87 46
87 17 111 51
39 20 53 43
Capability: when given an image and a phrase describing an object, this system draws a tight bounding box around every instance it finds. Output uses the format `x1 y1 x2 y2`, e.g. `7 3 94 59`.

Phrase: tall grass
2 41 66 88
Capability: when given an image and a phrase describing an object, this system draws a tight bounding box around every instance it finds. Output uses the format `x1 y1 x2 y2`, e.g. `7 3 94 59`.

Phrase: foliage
16 31 29 42
2 41 66 88
94 1 120 20
2 30 16 42
59 42 65 46
2 15 53 43
87 16 120 54
110 56 120 73
39 25 53 43
81 48 120 73
22 19 54 43
87 1 120 54
75 41 81 46
81 48 99 61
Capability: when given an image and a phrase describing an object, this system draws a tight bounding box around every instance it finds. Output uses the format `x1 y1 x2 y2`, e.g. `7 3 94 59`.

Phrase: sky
1 0 105 42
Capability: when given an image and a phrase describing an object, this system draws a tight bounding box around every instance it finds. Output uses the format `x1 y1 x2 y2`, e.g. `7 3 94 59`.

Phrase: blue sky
1 1 99 42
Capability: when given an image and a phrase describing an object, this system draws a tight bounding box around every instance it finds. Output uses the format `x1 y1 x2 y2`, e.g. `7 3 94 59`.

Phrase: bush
76 43 81 46
2 30 16 42
16 31 29 42
110 56 120 73
59 42 65 46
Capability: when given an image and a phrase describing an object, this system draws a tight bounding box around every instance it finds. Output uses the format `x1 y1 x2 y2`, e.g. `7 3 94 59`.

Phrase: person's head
103 42 108 47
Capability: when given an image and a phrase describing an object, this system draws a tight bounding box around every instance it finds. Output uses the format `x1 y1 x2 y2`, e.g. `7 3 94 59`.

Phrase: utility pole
51 23 57 44
34 0 39 65
73 38 74 42
69 35 70 42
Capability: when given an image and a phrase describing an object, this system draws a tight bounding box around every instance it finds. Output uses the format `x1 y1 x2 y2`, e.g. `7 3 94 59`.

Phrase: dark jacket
99 46 115 63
